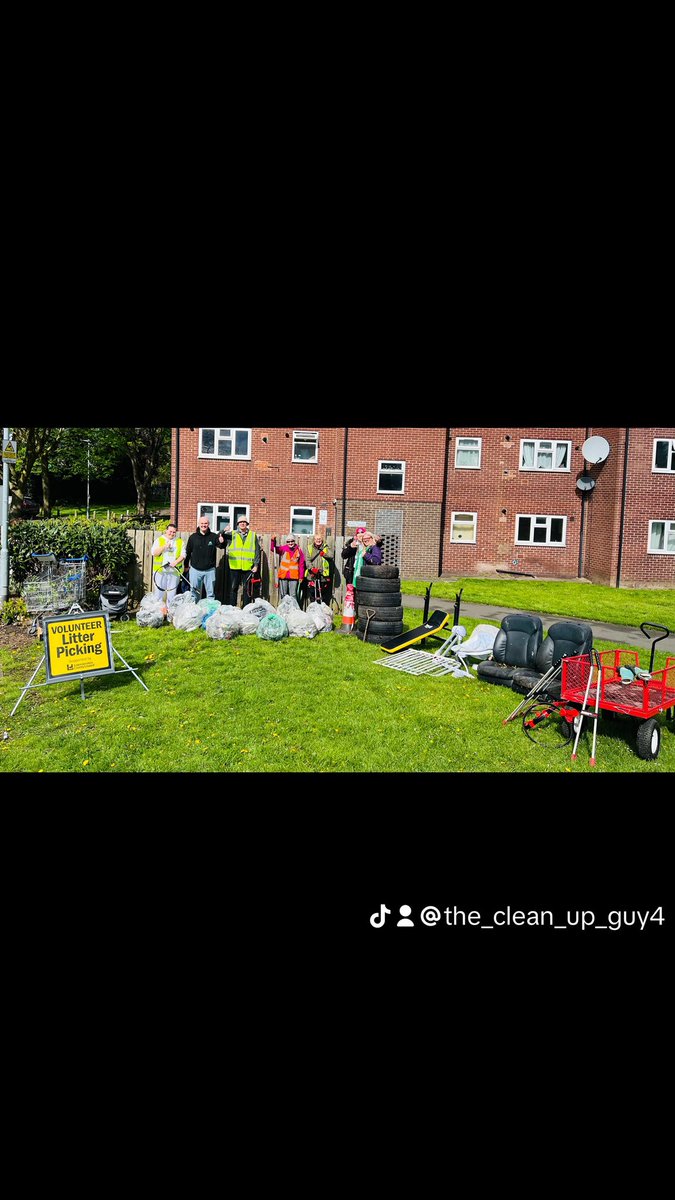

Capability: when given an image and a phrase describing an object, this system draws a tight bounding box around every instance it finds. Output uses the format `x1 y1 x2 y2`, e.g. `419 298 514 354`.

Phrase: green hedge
6 519 135 597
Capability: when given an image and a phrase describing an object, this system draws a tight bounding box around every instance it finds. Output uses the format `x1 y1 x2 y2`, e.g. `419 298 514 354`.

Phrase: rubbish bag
256 612 289 640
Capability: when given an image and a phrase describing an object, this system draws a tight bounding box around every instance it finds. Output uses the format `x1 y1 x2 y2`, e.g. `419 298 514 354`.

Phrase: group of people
152 516 363 611
151 515 259 609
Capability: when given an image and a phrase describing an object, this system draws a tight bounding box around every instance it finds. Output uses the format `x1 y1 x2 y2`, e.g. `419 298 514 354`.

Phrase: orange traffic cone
341 583 356 632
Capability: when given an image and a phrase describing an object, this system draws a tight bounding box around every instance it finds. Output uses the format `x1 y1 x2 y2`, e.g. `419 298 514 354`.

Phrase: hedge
5 519 135 599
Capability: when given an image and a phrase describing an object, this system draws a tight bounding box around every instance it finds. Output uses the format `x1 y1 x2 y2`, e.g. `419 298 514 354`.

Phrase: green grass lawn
402 578 675 628
51 503 148 520
1 610 672 773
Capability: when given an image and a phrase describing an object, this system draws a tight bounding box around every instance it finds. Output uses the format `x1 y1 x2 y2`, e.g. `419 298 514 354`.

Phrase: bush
0 597 29 624
6 519 135 598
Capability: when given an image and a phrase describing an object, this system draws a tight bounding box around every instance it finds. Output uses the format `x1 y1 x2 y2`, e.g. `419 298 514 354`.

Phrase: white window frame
454 437 482 469
519 438 571 472
197 502 249 532
377 460 406 494
515 514 567 546
198 427 252 461
292 431 319 463
652 438 675 474
450 511 478 543
290 506 315 536
647 519 675 554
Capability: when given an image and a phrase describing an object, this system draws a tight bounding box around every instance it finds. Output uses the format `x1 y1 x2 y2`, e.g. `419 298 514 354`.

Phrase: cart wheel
636 718 661 761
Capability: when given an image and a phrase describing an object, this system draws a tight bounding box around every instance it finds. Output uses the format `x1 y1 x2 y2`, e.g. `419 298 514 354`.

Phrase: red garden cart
561 624 675 761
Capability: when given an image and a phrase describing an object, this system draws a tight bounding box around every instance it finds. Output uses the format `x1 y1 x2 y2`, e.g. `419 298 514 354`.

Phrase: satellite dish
577 474 596 493
582 435 611 464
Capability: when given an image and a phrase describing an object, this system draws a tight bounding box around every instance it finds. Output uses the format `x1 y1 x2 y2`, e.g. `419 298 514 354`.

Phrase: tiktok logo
370 904 392 928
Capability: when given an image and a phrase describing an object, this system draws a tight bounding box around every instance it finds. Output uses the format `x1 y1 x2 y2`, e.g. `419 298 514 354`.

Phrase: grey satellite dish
576 474 596 492
582 435 611 464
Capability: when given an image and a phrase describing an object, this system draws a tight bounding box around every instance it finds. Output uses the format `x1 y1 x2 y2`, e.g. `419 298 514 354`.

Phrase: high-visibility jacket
227 529 257 571
279 548 301 579
153 536 184 574
307 542 332 578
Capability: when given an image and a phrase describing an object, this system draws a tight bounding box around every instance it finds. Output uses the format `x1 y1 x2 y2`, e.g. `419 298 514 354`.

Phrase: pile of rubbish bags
137 592 335 642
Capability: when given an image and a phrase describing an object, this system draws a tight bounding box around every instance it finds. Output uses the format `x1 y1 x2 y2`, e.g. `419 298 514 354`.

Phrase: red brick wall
441 427 587 579
619 427 675 588
172 426 675 587
173 427 346 538
582 427 627 586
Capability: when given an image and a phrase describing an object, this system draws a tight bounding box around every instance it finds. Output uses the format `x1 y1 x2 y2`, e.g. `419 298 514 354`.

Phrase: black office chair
510 621 594 699
476 614 544 687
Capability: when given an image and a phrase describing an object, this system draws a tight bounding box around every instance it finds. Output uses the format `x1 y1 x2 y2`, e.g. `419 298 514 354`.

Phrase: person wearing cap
304 532 334 607
341 526 367 586
270 533 305 600
221 516 261 608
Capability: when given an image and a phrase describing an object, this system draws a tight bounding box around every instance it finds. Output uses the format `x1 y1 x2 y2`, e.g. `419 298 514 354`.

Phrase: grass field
402 578 675 628
1 608 672 774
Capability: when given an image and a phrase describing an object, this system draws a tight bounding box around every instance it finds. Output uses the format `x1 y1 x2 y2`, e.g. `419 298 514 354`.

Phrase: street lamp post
85 440 91 519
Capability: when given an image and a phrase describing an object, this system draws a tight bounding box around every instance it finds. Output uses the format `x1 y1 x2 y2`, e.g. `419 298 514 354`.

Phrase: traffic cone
341 583 356 632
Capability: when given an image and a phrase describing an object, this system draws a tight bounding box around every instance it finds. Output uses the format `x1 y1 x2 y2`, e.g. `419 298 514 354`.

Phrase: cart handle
640 623 672 672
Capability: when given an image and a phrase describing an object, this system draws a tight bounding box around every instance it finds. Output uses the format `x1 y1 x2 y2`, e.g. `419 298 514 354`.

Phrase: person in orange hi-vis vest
270 534 305 601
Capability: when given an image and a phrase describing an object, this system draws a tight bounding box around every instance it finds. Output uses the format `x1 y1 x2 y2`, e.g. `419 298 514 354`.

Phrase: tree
7 427 65 517
105 428 171 515
6 427 170 517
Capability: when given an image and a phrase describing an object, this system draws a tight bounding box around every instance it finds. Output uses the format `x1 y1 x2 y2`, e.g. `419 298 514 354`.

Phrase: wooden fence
126 530 350 610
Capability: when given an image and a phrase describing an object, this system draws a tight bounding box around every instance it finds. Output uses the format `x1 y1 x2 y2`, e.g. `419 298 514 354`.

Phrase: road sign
2 439 17 462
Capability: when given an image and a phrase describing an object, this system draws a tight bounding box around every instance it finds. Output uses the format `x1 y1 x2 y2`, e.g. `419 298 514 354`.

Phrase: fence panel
126 530 349 610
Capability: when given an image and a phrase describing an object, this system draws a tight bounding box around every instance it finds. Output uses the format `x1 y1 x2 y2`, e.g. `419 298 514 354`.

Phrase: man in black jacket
184 516 222 602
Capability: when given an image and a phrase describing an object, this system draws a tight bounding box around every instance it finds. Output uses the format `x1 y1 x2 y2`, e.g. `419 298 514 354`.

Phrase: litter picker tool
503 661 562 725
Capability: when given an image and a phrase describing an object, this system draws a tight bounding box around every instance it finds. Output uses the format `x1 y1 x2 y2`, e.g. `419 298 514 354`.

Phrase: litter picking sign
44 611 114 683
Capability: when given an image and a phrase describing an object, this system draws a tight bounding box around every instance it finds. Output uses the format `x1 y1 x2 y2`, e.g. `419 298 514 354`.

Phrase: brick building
171 427 675 588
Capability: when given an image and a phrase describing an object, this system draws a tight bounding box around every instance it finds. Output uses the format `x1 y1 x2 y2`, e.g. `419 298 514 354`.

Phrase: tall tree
105 428 171 515
7 427 65 516
7 427 170 516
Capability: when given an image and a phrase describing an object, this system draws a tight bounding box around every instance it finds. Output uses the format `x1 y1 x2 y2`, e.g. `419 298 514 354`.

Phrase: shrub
7 519 135 598
0 597 29 624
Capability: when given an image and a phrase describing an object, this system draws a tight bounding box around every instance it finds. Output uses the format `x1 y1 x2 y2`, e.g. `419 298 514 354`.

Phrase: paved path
401 593 675 653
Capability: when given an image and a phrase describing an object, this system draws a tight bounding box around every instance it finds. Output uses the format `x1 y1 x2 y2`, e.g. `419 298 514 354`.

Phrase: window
516 515 567 546
648 520 675 554
199 428 251 460
652 438 675 473
455 437 482 469
198 503 249 532
293 431 319 463
377 461 406 493
450 512 477 543
520 439 571 471
290 506 315 536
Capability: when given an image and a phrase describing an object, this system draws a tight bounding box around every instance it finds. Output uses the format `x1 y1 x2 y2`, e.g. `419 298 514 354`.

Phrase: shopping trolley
22 554 88 633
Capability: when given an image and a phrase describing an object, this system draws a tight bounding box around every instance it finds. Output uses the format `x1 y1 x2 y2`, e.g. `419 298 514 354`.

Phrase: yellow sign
2 439 17 462
43 611 114 682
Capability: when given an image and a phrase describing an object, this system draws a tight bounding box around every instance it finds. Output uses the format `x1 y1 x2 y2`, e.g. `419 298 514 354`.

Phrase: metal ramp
374 647 461 676
374 623 497 679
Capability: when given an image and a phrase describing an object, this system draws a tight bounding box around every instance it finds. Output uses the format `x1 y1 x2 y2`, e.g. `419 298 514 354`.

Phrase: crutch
571 652 601 765
503 662 563 725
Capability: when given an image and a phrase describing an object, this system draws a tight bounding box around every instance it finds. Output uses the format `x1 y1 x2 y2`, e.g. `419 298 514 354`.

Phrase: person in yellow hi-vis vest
151 522 186 605
221 516 261 608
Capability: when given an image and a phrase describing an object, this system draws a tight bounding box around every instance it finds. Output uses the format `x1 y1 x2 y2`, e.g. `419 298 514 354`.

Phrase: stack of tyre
355 563 403 644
